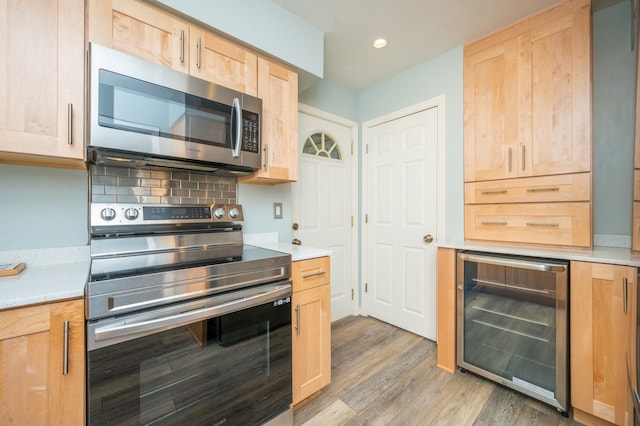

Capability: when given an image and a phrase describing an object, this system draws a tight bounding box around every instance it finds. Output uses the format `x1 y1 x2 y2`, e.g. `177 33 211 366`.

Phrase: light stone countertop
0 246 90 310
437 240 640 268
244 233 332 261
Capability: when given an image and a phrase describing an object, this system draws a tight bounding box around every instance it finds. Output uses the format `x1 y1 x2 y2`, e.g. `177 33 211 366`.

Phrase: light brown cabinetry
0 0 85 167
239 57 299 184
89 0 298 184
0 298 85 424
464 0 592 247
570 261 636 426
291 256 331 405
436 247 457 373
189 27 257 96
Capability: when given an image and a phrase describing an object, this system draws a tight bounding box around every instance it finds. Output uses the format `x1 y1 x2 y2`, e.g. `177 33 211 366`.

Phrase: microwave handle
231 97 242 158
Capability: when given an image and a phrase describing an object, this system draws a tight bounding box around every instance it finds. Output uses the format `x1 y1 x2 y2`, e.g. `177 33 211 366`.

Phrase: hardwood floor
293 315 578 426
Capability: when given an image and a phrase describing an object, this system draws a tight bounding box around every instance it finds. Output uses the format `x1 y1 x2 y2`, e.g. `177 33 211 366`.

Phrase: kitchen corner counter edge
436 240 640 268
247 242 332 262
0 246 90 311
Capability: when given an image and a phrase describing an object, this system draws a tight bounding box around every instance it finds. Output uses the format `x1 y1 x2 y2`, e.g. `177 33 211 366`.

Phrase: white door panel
292 107 357 321
364 106 439 339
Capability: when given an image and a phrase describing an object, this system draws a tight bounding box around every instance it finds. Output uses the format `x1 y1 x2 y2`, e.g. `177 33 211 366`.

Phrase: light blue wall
299 79 359 123
358 47 465 241
0 165 88 250
237 183 293 242
593 2 637 237
153 0 323 78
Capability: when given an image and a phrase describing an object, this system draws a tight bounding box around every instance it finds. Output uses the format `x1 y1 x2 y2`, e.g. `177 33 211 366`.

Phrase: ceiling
272 0 626 92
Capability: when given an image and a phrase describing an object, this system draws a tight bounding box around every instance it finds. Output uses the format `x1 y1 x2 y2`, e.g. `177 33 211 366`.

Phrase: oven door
87 282 292 426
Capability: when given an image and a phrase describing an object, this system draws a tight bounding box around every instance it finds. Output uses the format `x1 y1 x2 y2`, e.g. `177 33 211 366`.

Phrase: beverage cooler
456 251 569 413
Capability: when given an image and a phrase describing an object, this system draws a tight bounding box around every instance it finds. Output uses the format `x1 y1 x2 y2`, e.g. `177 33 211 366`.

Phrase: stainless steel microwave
86 43 261 174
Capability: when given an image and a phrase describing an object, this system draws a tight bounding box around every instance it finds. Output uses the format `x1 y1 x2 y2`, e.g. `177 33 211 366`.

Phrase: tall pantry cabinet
464 0 592 247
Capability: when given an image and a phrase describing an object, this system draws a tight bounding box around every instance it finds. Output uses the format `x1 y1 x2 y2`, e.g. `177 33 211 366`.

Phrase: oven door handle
93 284 291 343
457 252 566 272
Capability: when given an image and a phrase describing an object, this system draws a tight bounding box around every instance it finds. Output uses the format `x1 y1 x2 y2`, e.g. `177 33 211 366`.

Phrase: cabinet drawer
292 257 330 292
635 170 640 201
465 173 591 204
465 202 591 247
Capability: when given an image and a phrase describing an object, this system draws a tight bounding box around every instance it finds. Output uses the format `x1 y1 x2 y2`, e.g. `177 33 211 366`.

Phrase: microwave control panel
242 112 259 153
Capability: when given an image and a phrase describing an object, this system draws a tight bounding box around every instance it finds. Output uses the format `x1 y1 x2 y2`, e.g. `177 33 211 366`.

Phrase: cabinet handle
521 145 526 171
67 104 73 145
196 36 201 69
526 187 560 192
63 320 69 375
180 29 185 63
526 222 560 227
302 271 326 279
508 147 512 172
295 304 301 335
480 221 507 226
263 144 269 169
624 277 629 314
480 189 508 195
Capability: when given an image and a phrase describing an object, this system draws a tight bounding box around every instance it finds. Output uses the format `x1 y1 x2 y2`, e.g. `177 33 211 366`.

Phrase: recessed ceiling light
373 38 387 49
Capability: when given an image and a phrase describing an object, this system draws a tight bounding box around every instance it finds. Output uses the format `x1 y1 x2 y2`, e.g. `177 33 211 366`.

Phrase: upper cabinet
189 27 258 96
463 0 592 248
89 0 297 184
0 0 85 167
239 57 299 184
90 0 189 73
464 0 591 182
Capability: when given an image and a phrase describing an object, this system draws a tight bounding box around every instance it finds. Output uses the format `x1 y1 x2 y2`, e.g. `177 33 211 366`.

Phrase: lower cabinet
0 298 85 425
570 261 637 426
291 256 331 405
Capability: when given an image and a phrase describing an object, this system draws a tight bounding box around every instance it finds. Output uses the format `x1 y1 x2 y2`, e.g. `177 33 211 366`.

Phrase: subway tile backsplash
90 165 237 205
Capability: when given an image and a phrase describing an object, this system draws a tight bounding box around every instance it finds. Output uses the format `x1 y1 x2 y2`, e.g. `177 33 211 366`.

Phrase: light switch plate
273 202 283 219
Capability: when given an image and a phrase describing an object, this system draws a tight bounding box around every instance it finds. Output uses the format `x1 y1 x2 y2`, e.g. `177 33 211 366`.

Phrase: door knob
423 234 434 243
292 238 302 245
292 223 299 230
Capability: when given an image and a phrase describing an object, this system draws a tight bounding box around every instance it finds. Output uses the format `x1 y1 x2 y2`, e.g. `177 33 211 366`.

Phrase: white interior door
292 105 357 322
364 105 439 340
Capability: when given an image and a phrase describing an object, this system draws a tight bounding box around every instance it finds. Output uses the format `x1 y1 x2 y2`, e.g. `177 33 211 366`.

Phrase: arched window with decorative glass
302 132 343 160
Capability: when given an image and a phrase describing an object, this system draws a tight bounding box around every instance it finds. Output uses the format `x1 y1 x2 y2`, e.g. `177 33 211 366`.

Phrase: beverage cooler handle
457 252 566 273
231 97 242 158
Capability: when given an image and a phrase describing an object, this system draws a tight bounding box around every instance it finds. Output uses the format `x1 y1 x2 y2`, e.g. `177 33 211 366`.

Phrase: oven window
461 260 559 396
87 301 291 425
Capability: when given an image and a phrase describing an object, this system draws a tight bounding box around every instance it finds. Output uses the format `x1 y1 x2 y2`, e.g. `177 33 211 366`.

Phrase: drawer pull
63 320 69 375
480 221 507 226
526 187 560 193
508 147 512 172
302 271 326 279
480 189 508 195
526 222 560 227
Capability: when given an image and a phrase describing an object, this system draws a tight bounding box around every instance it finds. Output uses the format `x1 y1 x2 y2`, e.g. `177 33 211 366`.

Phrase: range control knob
214 207 226 219
100 208 116 221
124 208 139 221
229 207 240 219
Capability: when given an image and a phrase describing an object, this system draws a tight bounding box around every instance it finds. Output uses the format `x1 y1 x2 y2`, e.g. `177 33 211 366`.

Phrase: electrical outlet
273 202 283 219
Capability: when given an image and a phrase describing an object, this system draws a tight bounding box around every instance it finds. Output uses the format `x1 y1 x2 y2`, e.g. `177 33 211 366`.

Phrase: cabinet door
571 261 636 426
189 26 257 95
0 299 85 425
0 0 84 163
89 0 189 73
292 284 331 405
527 2 591 176
464 38 521 182
239 57 298 184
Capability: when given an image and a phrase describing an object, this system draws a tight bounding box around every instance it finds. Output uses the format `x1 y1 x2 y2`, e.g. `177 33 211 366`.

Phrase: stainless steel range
86 203 293 426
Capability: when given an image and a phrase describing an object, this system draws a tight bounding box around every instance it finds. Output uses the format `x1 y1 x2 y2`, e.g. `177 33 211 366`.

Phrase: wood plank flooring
293 315 578 426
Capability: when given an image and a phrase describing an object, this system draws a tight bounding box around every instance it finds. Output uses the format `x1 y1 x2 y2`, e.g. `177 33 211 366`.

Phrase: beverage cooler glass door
456 251 568 412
